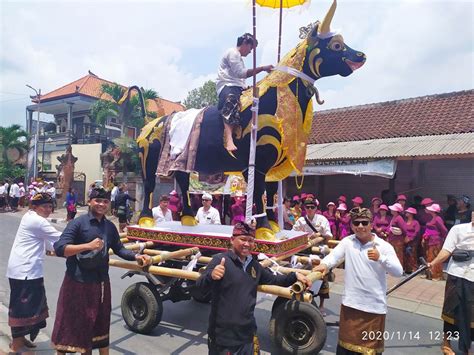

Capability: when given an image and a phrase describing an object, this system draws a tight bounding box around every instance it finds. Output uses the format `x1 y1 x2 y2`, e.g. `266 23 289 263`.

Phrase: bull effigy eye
330 42 343 51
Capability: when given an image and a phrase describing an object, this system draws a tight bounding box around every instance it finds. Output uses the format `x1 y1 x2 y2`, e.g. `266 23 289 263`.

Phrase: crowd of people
152 189 472 282
283 193 472 281
0 179 56 213
3 182 472 354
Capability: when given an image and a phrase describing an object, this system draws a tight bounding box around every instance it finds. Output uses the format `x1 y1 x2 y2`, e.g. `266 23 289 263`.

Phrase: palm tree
0 124 28 167
112 136 140 182
90 83 159 136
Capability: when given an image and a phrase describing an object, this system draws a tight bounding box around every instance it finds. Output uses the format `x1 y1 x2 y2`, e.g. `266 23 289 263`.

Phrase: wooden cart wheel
270 300 327 354
121 282 163 334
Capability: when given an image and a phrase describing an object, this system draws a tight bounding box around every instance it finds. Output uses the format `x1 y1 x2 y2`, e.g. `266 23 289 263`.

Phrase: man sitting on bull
216 33 274 153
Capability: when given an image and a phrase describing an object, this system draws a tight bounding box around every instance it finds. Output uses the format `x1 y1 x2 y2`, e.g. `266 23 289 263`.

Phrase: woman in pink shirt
388 203 407 266
404 207 420 273
422 204 448 280
372 204 391 239
231 196 245 225
370 197 382 217
323 202 337 237
335 203 351 240
168 190 182 221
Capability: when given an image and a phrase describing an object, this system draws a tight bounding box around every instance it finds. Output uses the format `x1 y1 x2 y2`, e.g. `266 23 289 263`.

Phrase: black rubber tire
269 296 290 345
121 282 163 334
271 296 289 315
270 300 327 354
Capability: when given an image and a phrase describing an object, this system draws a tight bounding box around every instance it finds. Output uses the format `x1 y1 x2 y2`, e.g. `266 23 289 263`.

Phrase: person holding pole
197 221 311 355
293 196 333 316
216 33 273 153
6 192 60 352
428 218 473 355
51 187 150 354
314 207 403 354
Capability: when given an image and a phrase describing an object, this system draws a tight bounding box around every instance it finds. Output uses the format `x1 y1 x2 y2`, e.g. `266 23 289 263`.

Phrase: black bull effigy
121 0 366 241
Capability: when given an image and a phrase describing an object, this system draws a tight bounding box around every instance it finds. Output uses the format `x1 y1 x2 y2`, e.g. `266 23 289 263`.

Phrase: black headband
89 187 110 200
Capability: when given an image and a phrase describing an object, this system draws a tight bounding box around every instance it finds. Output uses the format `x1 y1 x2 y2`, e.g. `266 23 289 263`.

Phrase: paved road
0 213 455 354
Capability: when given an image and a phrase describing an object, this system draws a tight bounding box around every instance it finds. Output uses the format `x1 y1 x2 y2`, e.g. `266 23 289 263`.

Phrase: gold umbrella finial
319 0 337 35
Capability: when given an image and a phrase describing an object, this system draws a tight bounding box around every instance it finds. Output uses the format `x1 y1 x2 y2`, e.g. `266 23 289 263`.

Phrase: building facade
25 72 184 195
286 90 474 209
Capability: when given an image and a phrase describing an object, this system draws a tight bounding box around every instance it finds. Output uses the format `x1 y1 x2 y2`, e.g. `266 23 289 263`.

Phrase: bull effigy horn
319 0 337 35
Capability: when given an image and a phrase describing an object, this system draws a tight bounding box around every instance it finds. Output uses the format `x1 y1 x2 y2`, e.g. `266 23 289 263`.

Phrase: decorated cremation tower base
127 222 309 257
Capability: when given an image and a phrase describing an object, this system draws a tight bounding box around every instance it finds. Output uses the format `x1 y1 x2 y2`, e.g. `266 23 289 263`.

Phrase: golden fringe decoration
338 340 384 355
295 174 305 189
53 344 87 353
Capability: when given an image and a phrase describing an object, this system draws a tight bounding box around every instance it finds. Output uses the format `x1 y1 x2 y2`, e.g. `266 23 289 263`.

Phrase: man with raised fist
197 221 310 355
314 207 403 355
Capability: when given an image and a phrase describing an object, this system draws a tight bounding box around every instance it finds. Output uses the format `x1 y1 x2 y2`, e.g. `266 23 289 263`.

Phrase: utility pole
26 85 41 180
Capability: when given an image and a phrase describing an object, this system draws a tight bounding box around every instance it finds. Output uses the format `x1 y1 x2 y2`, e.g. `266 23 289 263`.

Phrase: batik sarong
441 274 474 353
338 304 386 355
52 274 111 353
8 278 48 341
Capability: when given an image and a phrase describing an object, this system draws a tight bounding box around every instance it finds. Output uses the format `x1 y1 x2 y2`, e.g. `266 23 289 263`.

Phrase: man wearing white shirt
0 182 6 211
4 180 10 211
293 198 332 239
6 193 61 352
36 182 45 193
46 182 56 211
110 182 119 215
18 183 26 209
429 221 474 355
315 207 403 355
196 193 221 225
152 195 173 224
293 196 333 315
9 181 20 212
216 33 273 152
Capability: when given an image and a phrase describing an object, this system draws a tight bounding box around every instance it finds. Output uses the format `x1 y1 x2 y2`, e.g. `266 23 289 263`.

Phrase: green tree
90 83 159 136
0 164 25 181
113 136 140 182
0 124 28 167
183 80 218 109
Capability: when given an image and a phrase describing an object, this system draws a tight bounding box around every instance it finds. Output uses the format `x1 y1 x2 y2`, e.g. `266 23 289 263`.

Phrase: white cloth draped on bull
157 108 227 184
158 109 201 174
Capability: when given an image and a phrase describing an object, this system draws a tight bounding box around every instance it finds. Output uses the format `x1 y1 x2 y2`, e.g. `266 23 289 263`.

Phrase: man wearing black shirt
114 184 137 232
51 187 150 354
197 222 311 354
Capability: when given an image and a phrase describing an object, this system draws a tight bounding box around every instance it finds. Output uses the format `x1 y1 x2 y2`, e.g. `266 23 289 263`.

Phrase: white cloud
0 0 472 127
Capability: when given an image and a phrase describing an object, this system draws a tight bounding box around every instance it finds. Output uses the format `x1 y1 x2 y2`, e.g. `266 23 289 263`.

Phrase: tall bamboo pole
108 241 155 255
291 271 323 294
136 247 199 266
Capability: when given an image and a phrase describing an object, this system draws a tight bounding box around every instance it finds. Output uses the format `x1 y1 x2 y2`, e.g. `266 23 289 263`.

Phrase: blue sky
0 0 472 128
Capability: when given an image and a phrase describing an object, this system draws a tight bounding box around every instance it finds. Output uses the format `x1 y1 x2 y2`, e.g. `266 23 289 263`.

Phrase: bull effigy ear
306 22 320 46
319 0 337 36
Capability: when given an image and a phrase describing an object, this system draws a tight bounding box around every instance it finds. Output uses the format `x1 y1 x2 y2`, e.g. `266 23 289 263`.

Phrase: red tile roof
310 90 474 144
38 73 184 116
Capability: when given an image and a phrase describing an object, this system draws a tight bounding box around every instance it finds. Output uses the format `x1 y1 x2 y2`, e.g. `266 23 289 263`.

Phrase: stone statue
56 145 77 204
100 144 122 187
